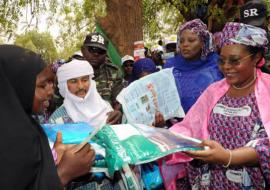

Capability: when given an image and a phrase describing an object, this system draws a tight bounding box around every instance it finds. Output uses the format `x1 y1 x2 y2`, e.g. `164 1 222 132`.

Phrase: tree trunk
98 0 143 57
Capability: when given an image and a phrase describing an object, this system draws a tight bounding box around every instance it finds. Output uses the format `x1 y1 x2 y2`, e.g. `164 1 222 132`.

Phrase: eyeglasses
87 46 106 55
218 54 254 66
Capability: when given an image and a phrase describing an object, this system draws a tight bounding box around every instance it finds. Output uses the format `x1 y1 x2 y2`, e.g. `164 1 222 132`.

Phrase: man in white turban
49 59 122 127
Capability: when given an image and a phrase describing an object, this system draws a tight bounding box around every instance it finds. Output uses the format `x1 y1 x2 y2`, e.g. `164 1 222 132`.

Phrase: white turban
57 59 94 97
56 59 112 128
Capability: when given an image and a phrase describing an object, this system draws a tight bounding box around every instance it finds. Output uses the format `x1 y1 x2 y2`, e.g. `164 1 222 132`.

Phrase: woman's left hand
106 110 122 124
184 140 230 165
53 132 75 165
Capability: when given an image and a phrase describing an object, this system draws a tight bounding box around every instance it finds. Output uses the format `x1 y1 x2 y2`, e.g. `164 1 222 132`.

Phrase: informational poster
117 68 185 125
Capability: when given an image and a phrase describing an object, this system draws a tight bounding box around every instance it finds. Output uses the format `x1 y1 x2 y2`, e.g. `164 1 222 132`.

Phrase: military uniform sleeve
111 67 124 105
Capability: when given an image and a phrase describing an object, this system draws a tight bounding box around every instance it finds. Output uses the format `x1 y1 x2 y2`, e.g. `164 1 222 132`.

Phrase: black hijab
0 45 62 189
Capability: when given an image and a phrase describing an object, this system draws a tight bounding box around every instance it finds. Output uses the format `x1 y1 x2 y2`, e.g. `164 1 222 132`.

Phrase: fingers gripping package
94 124 203 175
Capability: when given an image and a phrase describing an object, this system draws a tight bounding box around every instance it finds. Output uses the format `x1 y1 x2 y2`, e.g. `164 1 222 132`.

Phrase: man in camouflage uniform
91 56 123 106
81 32 124 110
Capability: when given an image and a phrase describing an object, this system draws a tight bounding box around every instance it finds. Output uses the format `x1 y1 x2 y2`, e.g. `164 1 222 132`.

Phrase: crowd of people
1 0 270 189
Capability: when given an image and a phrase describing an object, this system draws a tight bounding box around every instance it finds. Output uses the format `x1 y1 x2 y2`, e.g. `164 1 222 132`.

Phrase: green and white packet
95 124 203 174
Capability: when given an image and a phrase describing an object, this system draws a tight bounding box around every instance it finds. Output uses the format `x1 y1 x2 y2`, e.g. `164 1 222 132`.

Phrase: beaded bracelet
223 149 232 168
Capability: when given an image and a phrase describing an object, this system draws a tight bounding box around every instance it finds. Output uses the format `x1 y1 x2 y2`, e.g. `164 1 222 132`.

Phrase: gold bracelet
223 149 232 168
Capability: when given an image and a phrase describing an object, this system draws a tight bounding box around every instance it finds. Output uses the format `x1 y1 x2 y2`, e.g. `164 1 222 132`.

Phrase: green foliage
0 1 57 37
0 1 23 34
0 0 106 59
264 0 270 12
142 0 210 45
2 0 270 57
48 0 106 59
15 30 58 63
143 0 181 44
83 0 106 18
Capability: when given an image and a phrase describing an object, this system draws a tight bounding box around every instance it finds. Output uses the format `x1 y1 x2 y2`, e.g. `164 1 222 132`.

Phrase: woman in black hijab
0 45 94 189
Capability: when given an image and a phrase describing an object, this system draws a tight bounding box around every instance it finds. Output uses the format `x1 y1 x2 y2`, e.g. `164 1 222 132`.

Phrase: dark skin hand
153 111 165 128
106 110 122 124
53 132 74 165
184 140 259 166
113 102 122 111
184 140 230 165
56 140 95 186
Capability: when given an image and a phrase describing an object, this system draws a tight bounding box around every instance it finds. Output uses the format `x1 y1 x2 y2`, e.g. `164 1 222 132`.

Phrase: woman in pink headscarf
169 22 270 189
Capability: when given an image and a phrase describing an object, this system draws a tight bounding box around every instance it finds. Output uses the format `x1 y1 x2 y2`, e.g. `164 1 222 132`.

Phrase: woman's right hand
153 111 165 128
184 140 230 165
57 143 95 186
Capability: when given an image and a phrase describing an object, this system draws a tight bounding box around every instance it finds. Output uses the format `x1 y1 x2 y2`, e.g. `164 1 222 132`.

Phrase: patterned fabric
168 70 270 190
173 52 223 113
260 31 270 73
94 60 124 106
35 111 50 124
175 176 191 190
48 105 73 124
217 22 268 48
178 19 215 59
187 92 269 189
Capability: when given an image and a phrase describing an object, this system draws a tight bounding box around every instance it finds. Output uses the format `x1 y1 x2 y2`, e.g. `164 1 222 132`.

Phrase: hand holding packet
95 124 203 174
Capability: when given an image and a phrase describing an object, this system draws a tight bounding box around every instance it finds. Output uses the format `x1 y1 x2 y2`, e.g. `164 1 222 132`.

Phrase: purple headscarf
132 58 157 81
217 22 268 67
178 19 215 59
217 22 268 48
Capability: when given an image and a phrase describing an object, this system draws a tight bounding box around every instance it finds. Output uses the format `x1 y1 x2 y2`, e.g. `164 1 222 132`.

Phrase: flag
95 22 122 67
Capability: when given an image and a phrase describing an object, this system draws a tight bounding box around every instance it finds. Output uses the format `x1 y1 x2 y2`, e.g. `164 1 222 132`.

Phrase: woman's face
219 44 259 88
123 61 134 76
33 67 55 114
179 29 203 60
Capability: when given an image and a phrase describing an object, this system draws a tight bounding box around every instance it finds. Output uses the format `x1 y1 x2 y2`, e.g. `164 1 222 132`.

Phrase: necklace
232 72 257 90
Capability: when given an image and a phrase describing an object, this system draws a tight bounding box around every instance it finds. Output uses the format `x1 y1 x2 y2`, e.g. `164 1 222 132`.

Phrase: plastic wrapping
95 124 202 174
42 122 95 144
141 163 163 190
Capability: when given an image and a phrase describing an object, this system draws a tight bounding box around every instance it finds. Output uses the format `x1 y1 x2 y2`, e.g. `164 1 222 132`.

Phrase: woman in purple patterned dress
170 22 270 189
